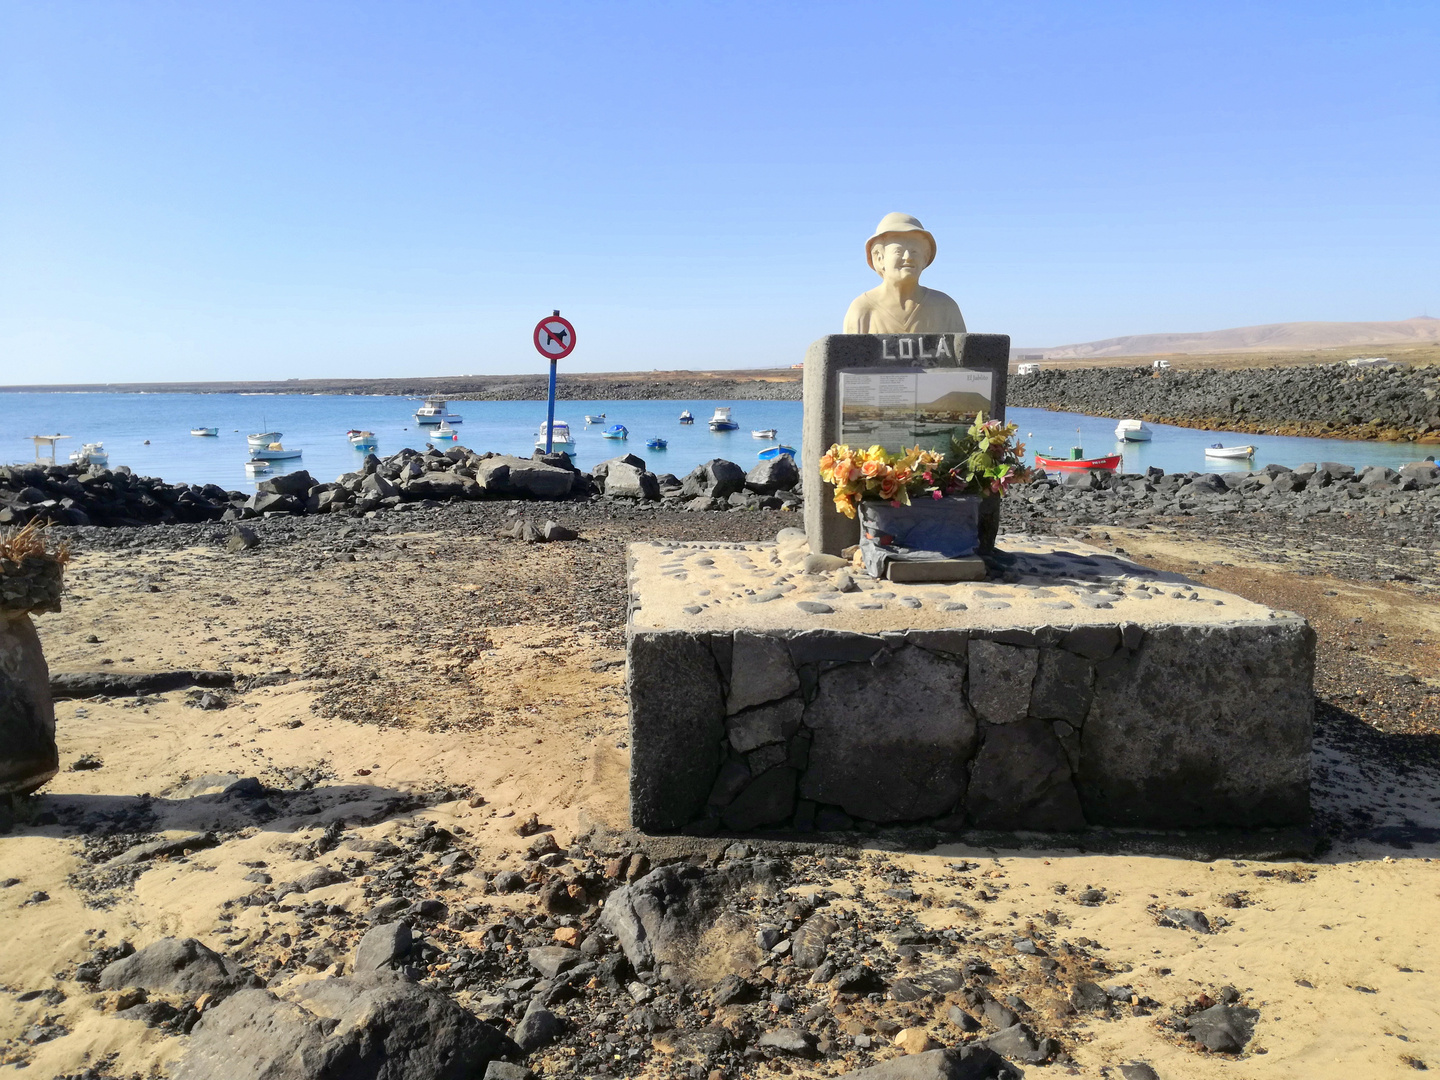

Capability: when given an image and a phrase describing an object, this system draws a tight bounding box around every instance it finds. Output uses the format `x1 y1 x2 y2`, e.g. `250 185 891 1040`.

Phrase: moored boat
752 428 778 439
191 426 219 437
1114 419 1152 442
347 429 378 449
247 430 281 448
244 458 273 474
709 407 738 432
602 424 628 440
251 442 302 460
585 414 606 424
69 442 108 467
646 437 667 450
536 420 575 449
1204 443 1256 460
1035 450 1121 471
415 396 462 425
678 410 694 424
757 445 796 461
429 421 459 441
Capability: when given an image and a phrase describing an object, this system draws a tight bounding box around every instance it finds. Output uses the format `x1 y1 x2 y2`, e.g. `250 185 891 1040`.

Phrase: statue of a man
843 213 967 334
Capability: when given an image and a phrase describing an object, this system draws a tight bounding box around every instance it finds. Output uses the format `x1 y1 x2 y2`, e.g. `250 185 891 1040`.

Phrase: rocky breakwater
1009 362 1440 442
1005 459 1440 535
0 447 802 529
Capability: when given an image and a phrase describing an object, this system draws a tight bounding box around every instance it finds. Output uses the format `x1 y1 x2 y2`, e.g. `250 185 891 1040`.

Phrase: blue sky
2 1 1437 382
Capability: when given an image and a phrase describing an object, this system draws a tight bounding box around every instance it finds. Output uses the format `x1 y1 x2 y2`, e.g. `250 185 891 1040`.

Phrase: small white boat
536 420 575 449
347 429 377 448
429 421 459 441
1204 443 1256 460
678 410 694 424
415 396 463 425
709 407 738 432
69 442 108 466
244 458 273 474
1114 419 1152 442
248 430 281 448
251 442 302 460
191 426 219 437
752 428 778 439
585 413 606 424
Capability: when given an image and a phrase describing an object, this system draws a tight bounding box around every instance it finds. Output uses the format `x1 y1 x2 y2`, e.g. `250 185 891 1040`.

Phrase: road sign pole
532 309 576 457
545 358 558 453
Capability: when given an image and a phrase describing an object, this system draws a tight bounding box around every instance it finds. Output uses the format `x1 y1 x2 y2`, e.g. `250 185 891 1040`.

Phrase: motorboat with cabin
536 420 575 450
709 407 738 431
1114 419 1152 442
69 442 108 467
678 410 694 424
414 396 463 425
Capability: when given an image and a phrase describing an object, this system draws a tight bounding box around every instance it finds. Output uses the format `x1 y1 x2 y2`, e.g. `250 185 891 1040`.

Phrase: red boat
1035 452 1122 471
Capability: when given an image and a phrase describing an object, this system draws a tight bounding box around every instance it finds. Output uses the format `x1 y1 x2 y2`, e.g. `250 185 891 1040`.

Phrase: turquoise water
0 392 1430 491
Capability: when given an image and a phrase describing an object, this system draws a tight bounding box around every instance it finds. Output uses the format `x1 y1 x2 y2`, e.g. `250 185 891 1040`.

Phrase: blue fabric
859 497 980 577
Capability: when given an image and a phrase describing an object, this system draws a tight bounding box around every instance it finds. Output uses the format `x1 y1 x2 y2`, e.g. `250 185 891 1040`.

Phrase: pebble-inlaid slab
628 534 1281 634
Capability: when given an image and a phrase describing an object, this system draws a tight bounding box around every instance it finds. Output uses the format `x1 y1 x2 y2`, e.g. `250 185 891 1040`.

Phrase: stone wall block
1029 648 1095 725
721 768 797 831
906 630 970 658
966 719 1085 831
1078 621 1315 828
967 641 1039 724
726 632 801 715
628 631 727 831
707 759 751 808
746 744 788 775
726 699 803 754
784 630 887 667
800 647 975 822
0 612 58 796
1061 625 1120 661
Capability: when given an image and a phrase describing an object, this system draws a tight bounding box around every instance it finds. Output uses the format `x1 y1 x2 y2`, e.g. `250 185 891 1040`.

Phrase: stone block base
626 539 1315 834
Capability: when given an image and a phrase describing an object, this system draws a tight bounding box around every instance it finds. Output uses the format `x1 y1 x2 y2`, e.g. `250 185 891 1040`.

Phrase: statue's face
872 233 931 282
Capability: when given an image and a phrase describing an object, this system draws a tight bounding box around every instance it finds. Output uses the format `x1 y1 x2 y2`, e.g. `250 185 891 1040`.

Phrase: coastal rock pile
1009 363 1440 442
0 448 802 529
1006 459 1440 532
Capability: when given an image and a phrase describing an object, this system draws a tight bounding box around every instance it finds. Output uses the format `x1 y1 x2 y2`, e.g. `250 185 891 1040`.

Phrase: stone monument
620 214 1315 839
805 213 1009 557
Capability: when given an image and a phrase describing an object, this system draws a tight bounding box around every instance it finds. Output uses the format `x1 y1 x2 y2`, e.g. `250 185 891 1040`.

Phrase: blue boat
758 445 796 461
645 437 667 451
602 424 628 440
708 407 739 431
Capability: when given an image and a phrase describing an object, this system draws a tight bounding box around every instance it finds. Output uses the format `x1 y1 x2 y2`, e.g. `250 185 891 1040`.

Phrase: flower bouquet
819 413 1031 576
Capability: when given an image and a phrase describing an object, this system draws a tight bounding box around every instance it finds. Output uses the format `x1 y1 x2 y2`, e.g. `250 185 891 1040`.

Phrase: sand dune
1022 316 1440 360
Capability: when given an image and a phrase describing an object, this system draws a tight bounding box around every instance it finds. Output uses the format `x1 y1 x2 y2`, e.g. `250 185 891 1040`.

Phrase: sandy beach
2 499 1438 1078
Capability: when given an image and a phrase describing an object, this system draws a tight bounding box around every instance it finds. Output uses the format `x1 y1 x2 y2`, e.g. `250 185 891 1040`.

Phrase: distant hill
1017 316 1440 360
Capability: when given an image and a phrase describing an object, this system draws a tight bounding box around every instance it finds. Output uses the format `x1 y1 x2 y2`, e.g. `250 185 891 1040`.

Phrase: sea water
0 392 1430 492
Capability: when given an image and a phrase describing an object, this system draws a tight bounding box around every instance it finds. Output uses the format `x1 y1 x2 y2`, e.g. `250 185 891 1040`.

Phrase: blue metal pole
545 359 558 454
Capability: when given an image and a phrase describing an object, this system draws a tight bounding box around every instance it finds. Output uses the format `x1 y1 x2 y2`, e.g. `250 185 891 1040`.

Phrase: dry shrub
0 519 72 565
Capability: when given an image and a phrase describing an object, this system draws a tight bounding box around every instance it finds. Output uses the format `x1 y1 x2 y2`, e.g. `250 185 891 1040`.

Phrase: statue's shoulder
843 290 880 334
919 286 966 332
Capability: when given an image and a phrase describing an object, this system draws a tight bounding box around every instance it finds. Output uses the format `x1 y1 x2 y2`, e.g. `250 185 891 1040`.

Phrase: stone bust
843 213 967 334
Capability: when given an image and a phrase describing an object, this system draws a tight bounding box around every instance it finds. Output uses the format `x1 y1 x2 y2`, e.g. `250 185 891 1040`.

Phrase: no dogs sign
533 313 577 360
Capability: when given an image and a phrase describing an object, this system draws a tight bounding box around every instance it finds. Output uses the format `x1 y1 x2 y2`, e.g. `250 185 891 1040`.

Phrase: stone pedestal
1 612 57 797
625 537 1314 834
801 333 1011 556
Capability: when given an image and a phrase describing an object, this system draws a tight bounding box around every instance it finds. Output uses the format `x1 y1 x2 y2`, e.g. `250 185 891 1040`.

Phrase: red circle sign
533 314 576 360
